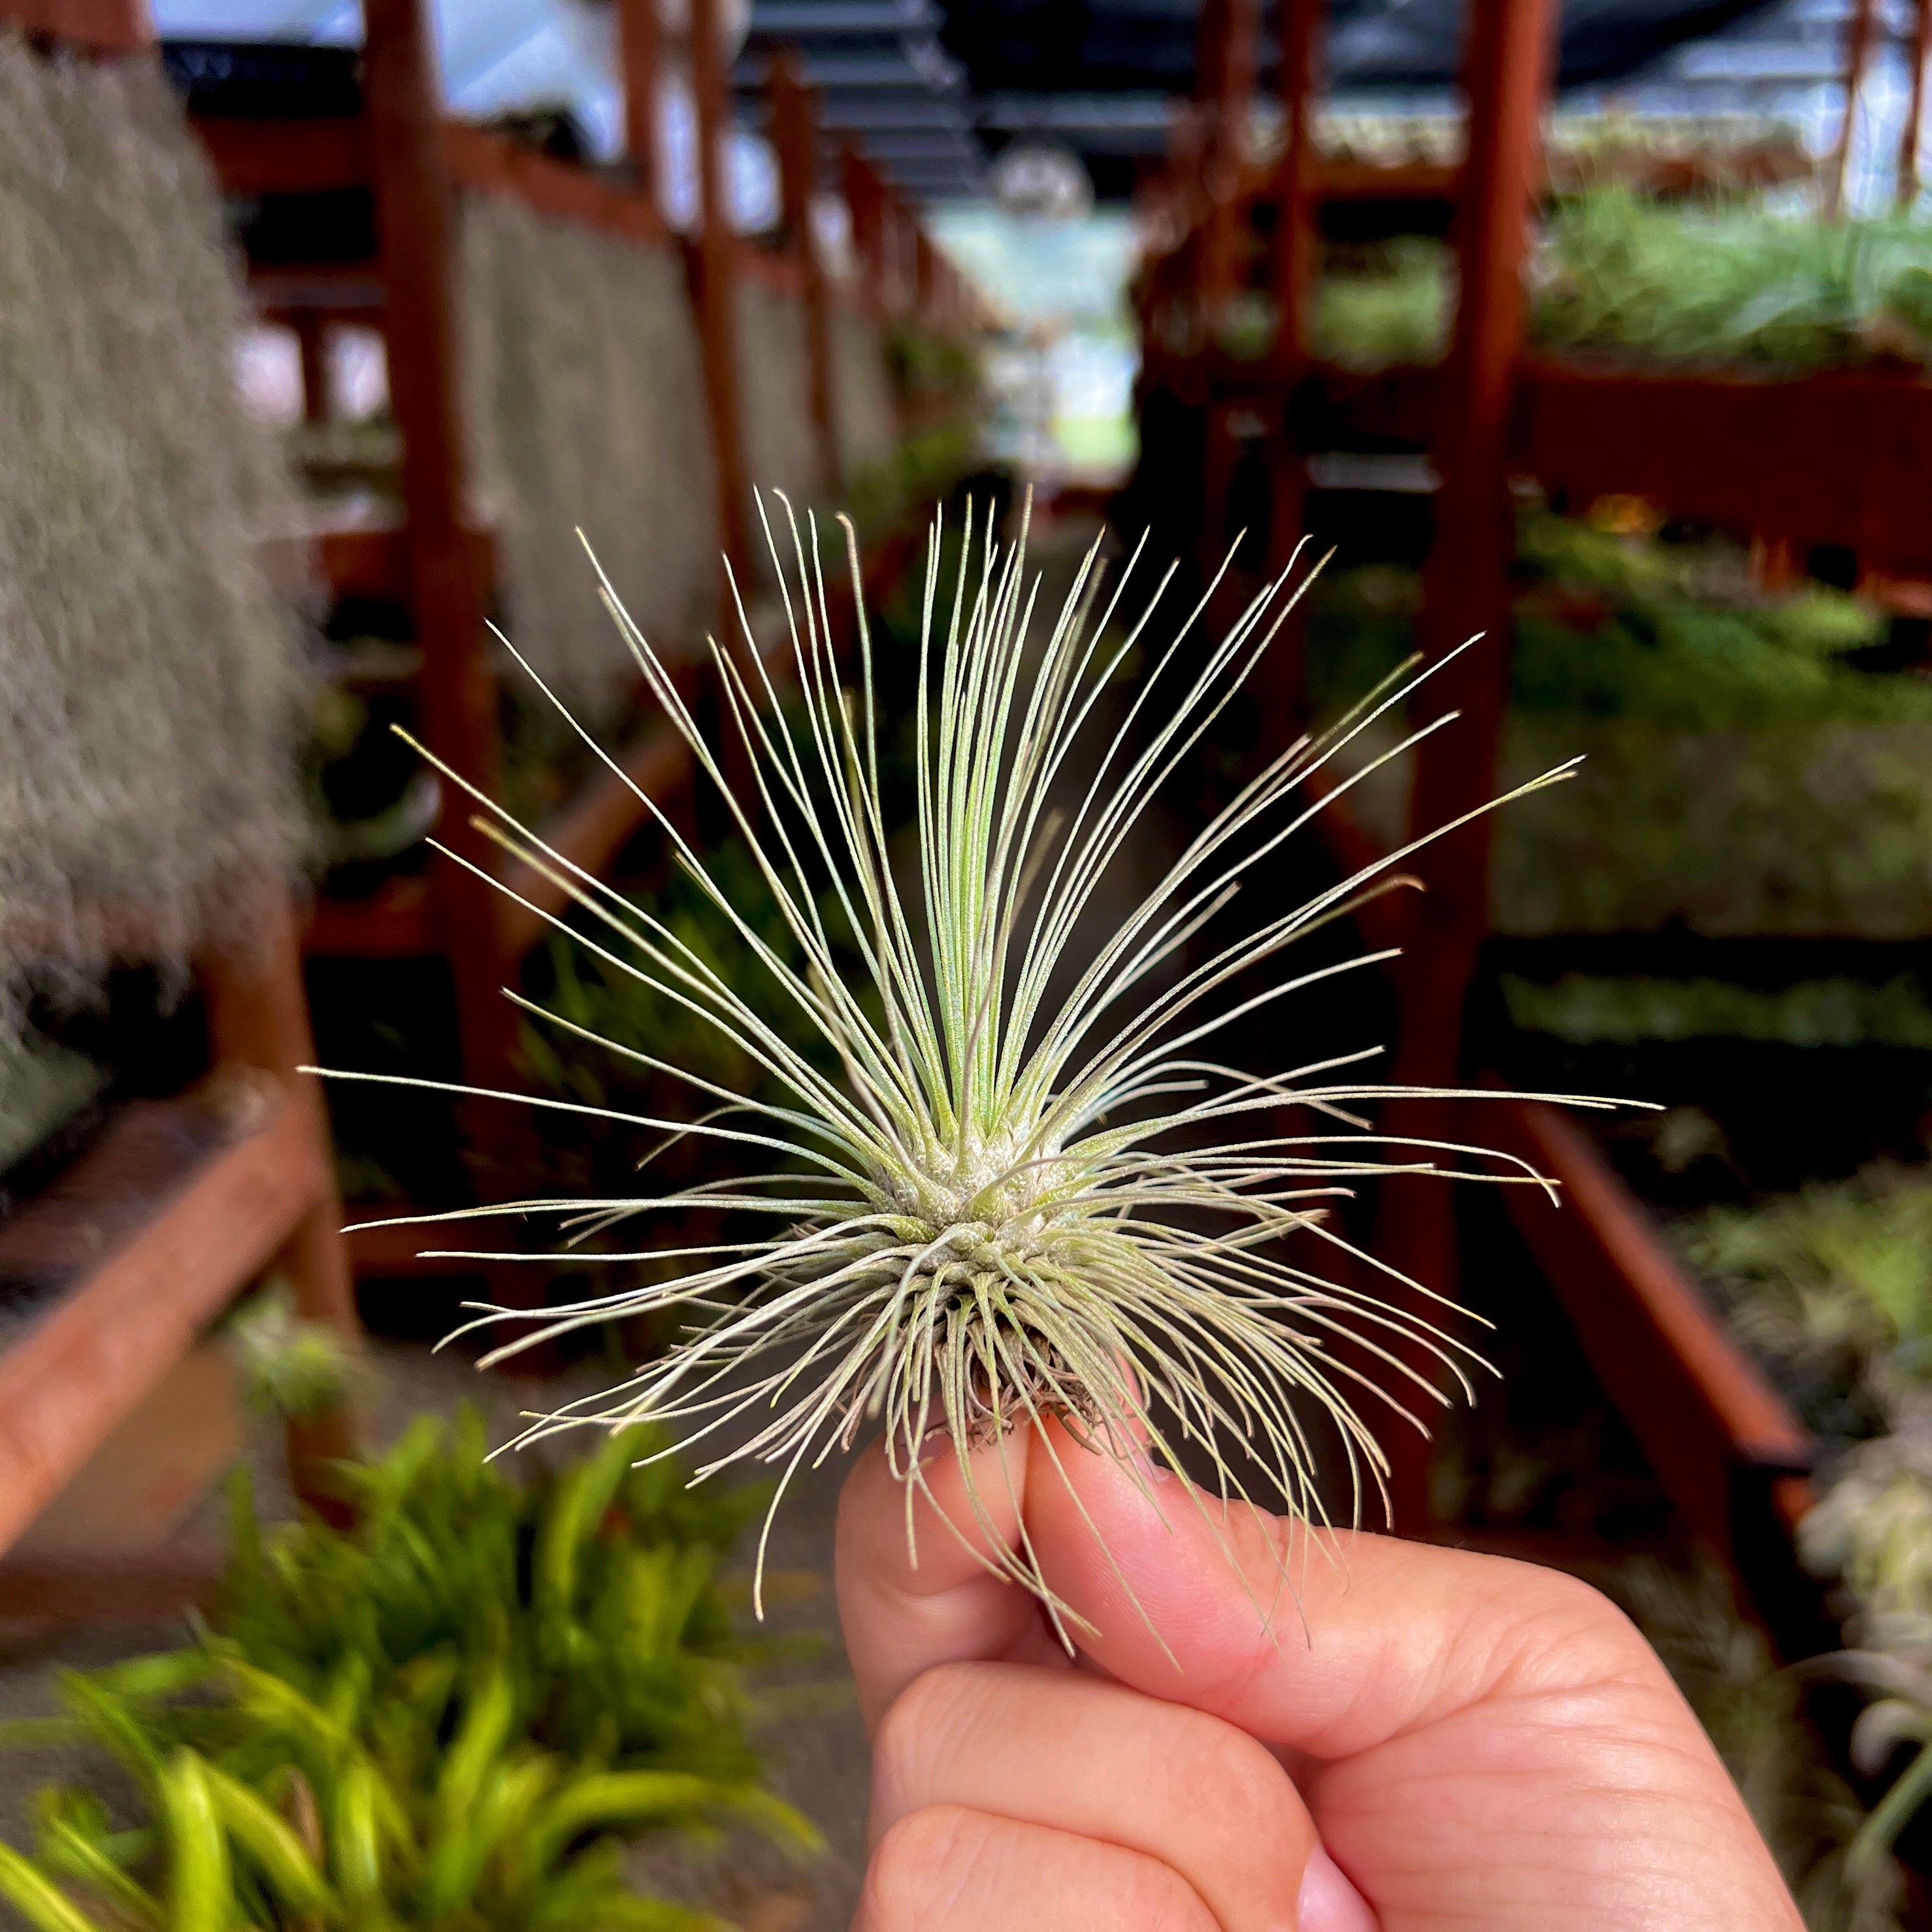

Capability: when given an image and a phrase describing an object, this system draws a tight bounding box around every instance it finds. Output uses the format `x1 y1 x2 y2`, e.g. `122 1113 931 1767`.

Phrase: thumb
1023 1423 1805 1930
837 1424 1069 1734
1024 1417 1645 1758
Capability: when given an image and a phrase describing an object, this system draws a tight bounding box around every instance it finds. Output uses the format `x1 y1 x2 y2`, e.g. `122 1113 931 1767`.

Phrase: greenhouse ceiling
153 0 1878 204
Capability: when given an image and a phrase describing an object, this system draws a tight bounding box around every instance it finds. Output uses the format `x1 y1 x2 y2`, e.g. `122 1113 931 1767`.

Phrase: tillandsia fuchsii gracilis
311 495 1633 1632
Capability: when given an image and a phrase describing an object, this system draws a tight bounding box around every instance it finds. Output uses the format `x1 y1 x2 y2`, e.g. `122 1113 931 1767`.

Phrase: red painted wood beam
191 114 370 195
0 0 148 50
0 1091 320 1553
199 889 363 1493
691 0 752 589
1900 0 1932 206
362 0 522 1105
1269 0 1324 380
442 122 665 246
1196 0 1260 321
771 46 842 499
1829 0 1880 218
615 0 664 223
1496 1099 1812 1564
842 144 889 319
1259 0 1327 728
1373 0 1557 1531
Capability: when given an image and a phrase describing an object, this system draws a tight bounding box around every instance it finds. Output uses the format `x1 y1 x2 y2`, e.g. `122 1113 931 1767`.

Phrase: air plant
321 501 1613 1616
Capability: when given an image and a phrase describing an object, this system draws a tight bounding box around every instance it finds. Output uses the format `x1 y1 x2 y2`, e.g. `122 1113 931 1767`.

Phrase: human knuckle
1166 1702 1299 1821
863 1805 979 1924
1117 1849 1220 1932
1537 1569 1646 1650
874 1662 984 1785
1490 1565 1657 1687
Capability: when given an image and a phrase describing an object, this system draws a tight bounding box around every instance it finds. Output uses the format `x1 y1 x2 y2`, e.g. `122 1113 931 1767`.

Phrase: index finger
836 1426 1067 1733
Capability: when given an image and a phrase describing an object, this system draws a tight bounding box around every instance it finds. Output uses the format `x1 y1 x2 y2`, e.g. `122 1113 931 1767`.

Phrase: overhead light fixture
989 140 1092 220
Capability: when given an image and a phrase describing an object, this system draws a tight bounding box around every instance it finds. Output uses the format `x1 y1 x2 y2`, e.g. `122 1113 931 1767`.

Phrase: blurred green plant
220 1281 362 1423
1305 512 1932 937
1501 974 1932 1050
0 1410 817 1931
1536 188 1932 374
843 425 982 545
887 325 983 404
1304 191 1932 378
1309 513 1903 733
522 839 857 1122
1313 237 1454 370
1682 1170 1932 1454
1608 1555 1903 1929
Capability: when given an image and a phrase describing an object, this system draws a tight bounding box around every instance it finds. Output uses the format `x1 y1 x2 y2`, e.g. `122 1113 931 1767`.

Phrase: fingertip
835 1426 1053 1733
836 1422 1034 1598
1025 1418 1298 1680
1298 1846 1380 1932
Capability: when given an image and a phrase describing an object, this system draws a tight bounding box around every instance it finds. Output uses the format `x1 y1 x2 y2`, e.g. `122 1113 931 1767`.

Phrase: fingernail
1295 1846 1379 1932
1133 1444 1173 1485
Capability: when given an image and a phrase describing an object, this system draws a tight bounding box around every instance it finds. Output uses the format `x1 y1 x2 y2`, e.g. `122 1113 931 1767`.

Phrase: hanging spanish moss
0 39 304 1026
737 274 823 512
830 304 900 484
461 199 719 725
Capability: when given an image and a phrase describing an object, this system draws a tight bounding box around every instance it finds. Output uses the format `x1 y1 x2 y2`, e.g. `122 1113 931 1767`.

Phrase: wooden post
1260 0 1326 732
294 313 331 424
198 887 361 1507
881 187 911 319
361 0 521 1106
1196 0 1260 321
1899 0 1932 206
1195 0 1231 127
690 0 751 587
771 46 842 498
616 0 664 221
1371 0 1557 1533
914 227 937 320
360 0 553 1332
1194 0 1260 603
843 144 888 318
2 0 152 50
1269 0 1323 380
1829 0 1879 218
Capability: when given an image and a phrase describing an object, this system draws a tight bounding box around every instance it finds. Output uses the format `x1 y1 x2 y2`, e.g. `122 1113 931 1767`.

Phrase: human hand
836 1420 1803 1930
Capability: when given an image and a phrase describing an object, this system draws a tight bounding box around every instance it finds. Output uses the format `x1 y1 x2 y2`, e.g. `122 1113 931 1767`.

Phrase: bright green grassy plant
1535 188 1932 374
1303 189 1932 379
1313 238 1454 371
0 1409 815 1932
1686 1170 1932 1397
1307 513 1904 732
321 502 1615 1618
